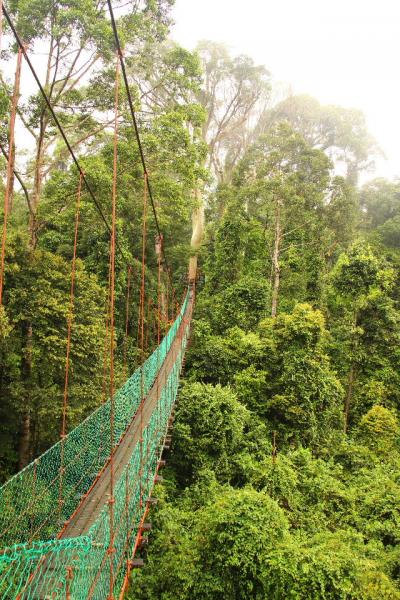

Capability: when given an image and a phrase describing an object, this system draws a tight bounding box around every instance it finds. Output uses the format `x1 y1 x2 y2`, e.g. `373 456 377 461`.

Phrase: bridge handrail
0 290 190 550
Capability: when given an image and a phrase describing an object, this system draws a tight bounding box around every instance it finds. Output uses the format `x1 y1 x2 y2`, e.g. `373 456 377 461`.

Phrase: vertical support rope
107 53 120 600
59 173 83 512
139 172 148 511
165 272 169 328
102 252 113 402
0 0 3 54
97 251 113 470
123 265 132 380
140 175 147 354
145 297 151 352
156 237 162 347
156 238 162 438
0 46 22 305
171 279 176 321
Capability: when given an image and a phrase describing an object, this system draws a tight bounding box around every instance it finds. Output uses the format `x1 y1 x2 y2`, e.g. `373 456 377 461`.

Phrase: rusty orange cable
123 265 132 380
139 177 147 354
0 46 22 306
139 172 148 511
144 296 151 352
102 252 113 402
155 239 162 439
60 173 82 439
59 173 83 510
171 281 176 321
165 271 169 329
107 53 120 600
0 1 3 54
157 241 162 346
97 250 113 470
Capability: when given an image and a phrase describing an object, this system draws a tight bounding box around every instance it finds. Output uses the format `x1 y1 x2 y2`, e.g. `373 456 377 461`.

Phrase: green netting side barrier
0 290 191 599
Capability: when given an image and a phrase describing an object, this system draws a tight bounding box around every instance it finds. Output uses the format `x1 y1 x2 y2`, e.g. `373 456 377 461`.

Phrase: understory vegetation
0 1 399 598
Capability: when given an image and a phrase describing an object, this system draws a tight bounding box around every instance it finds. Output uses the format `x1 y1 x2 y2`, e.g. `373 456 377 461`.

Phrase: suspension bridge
0 290 193 599
0 1 197 598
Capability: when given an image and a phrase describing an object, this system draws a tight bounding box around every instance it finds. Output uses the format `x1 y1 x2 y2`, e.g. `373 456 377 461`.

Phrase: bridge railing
0 295 189 599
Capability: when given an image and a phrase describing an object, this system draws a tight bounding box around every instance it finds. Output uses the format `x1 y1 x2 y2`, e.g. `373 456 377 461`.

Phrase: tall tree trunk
343 311 358 433
19 26 55 466
18 412 31 470
6 47 23 214
29 35 54 248
189 188 204 282
19 324 32 470
271 199 282 318
29 120 46 248
343 363 355 434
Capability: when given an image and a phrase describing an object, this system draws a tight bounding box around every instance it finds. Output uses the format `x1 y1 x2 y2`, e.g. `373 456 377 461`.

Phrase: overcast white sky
171 0 399 181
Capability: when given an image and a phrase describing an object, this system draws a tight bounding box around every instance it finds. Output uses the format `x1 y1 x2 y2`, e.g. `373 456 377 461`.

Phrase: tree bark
189 188 204 282
343 363 355 434
271 199 282 317
343 311 358 433
18 323 33 470
29 32 55 248
6 47 23 214
18 412 31 470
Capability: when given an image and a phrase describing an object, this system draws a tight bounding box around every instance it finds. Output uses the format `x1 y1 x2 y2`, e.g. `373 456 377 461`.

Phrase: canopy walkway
0 1 198 597
0 290 193 599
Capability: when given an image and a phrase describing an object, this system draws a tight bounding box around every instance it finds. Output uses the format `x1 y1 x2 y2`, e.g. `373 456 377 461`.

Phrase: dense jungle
0 1 399 598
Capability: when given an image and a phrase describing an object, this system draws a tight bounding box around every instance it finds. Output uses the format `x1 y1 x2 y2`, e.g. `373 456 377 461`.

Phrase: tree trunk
343 311 358 433
343 363 355 434
29 35 54 247
189 188 204 282
271 199 282 318
29 121 46 248
19 323 33 470
6 47 23 214
18 412 31 470
19 25 54 465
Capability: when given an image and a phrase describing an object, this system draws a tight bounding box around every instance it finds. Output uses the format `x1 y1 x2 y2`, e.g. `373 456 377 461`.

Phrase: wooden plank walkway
25 295 192 599
60 299 191 538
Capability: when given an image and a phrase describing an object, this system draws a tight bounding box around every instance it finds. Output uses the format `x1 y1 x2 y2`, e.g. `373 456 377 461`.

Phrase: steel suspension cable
107 54 120 600
2 4 130 266
0 1 3 54
59 173 83 513
123 265 132 380
139 172 148 512
106 0 175 290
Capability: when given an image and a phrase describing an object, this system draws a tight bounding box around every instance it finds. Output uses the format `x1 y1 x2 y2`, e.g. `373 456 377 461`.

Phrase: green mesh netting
0 290 191 599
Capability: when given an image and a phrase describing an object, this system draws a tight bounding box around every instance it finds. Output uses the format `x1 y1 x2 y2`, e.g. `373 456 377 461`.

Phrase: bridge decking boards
60 303 189 539
23 297 193 599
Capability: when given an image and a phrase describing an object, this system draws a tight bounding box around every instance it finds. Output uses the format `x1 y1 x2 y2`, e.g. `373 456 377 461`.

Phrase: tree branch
0 72 38 140
0 141 33 215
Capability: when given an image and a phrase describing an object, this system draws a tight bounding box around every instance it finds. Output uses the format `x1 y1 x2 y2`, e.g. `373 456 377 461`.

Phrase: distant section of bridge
0 289 194 599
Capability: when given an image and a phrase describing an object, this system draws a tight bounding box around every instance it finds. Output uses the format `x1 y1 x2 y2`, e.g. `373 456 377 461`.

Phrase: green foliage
357 405 399 455
0 234 105 473
259 304 343 446
266 94 378 182
131 487 289 600
263 530 399 599
331 241 380 299
327 241 400 425
361 178 400 230
170 382 249 484
201 275 270 334
187 321 266 385
191 488 288 599
1 6 400 596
